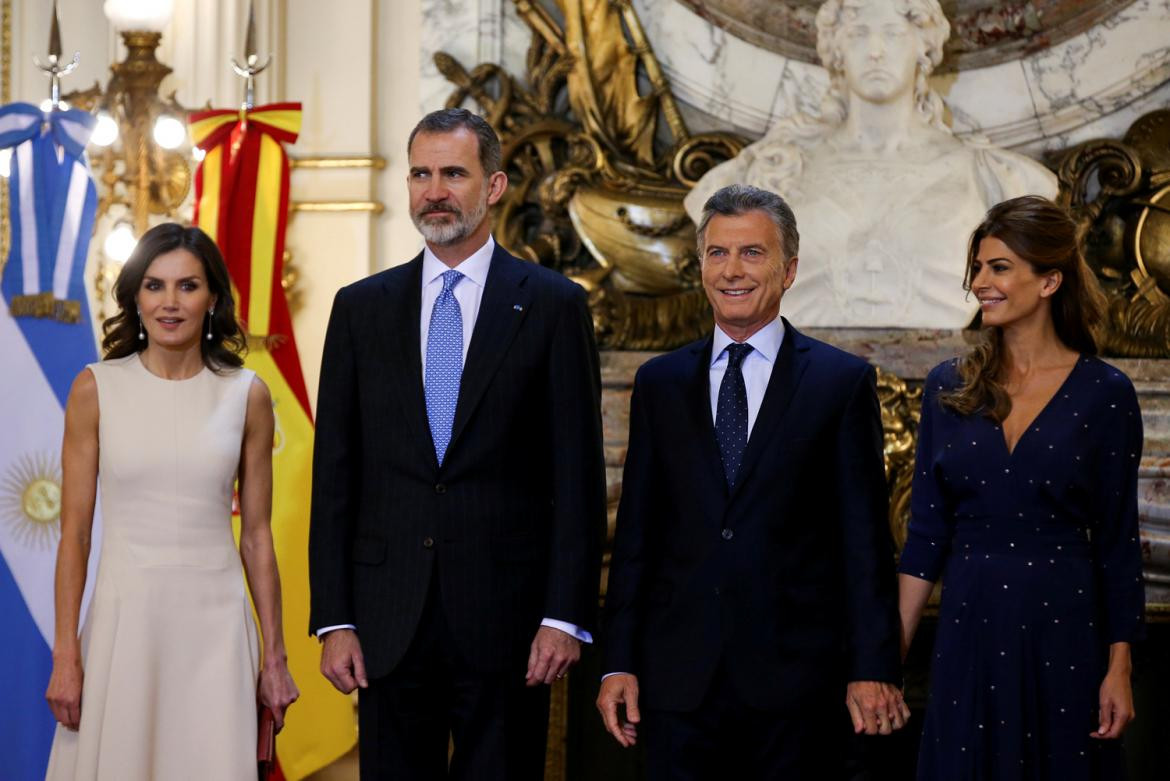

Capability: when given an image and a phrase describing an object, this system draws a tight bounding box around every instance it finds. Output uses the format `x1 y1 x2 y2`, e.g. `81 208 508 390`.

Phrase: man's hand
846 680 910 735
525 626 581 686
320 629 368 694
596 673 641 747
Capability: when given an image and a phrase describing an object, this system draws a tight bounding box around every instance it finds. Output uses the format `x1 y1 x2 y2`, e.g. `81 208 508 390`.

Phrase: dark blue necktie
425 270 464 465
715 343 753 488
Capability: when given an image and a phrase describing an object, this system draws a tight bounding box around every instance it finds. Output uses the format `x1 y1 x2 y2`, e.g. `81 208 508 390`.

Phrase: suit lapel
686 336 730 514
382 253 438 470
447 246 532 454
730 319 811 499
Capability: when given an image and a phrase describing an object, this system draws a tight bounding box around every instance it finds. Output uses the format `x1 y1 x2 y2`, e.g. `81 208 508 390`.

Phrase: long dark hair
102 223 246 370
941 196 1106 420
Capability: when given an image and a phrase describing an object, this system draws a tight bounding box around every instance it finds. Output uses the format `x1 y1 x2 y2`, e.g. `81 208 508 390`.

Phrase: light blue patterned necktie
425 269 464 465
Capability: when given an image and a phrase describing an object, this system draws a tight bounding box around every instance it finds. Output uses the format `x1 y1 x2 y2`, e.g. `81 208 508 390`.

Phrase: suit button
423 537 435 549
714 586 721 596
721 528 733 540
435 483 446 494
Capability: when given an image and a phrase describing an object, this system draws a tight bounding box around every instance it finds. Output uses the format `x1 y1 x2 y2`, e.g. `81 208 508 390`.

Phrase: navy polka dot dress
900 356 1146 781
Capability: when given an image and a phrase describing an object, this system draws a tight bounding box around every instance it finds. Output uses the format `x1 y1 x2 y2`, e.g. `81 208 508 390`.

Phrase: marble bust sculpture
684 0 1058 328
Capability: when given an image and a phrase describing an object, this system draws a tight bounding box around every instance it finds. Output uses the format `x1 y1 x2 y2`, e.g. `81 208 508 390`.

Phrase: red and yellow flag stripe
191 104 356 780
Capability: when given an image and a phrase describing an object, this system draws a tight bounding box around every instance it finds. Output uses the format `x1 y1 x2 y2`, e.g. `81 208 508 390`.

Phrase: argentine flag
0 103 101 781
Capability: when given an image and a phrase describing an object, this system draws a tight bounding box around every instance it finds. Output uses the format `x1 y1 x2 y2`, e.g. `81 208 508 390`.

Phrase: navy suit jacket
309 244 607 678
602 320 901 711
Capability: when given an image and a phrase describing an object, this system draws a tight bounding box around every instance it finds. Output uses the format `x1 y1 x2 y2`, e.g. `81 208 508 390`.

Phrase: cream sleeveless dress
45 353 260 781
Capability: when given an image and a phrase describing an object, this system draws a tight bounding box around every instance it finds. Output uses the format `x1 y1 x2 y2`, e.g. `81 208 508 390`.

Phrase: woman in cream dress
44 223 298 780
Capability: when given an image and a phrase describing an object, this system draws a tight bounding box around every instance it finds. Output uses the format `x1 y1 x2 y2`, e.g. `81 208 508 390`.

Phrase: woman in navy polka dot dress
898 196 1145 780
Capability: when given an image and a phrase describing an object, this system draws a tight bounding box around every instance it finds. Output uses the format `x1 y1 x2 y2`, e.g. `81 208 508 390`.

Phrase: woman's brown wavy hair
940 195 1106 421
102 223 246 371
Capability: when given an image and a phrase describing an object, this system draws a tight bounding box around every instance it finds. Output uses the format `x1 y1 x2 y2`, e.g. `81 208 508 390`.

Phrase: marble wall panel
1020 0 1170 139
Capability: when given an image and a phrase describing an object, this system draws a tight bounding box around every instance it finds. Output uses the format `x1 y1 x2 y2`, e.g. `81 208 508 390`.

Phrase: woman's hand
1093 667 1135 739
258 658 299 733
46 655 84 730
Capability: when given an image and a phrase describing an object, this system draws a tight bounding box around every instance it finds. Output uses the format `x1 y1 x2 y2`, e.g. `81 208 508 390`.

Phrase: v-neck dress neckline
995 355 1084 459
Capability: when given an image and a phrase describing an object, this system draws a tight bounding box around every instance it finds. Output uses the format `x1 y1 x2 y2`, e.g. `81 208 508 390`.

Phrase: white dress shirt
709 317 786 434
318 236 592 644
419 236 494 374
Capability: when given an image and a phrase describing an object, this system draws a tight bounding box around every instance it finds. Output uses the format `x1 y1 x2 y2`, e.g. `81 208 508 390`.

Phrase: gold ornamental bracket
1056 109 1170 358
876 367 923 550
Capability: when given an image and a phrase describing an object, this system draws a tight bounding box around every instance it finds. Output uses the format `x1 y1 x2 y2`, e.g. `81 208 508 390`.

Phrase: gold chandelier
61 0 191 263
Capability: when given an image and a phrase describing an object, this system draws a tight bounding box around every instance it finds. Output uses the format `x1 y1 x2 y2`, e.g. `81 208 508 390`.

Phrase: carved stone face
838 1 920 104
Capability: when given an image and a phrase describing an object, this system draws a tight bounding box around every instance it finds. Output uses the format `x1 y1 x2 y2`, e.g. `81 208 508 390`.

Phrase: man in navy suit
596 184 909 778
310 109 606 780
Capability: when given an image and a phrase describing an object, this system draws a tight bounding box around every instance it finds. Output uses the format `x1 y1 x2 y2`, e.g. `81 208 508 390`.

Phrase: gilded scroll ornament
1057 110 1170 357
876 367 923 550
438 0 743 349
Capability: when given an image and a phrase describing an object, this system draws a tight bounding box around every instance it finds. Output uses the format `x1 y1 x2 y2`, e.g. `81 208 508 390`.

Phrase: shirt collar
422 234 495 289
711 317 785 367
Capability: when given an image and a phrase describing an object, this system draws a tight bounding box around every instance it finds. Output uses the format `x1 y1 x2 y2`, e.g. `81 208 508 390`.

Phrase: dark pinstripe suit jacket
309 245 607 678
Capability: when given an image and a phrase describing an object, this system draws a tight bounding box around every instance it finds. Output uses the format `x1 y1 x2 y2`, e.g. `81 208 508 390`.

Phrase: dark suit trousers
644 661 845 781
357 572 549 780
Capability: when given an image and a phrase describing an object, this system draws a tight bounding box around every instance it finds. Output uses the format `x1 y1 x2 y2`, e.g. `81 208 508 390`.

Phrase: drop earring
206 308 214 341
137 309 145 341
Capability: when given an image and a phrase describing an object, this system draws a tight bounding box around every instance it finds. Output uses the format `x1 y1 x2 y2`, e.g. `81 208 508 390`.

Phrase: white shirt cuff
541 618 593 644
601 671 631 681
319 620 590 644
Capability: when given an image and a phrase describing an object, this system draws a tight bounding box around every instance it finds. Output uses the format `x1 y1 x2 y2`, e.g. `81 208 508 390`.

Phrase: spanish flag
190 104 356 780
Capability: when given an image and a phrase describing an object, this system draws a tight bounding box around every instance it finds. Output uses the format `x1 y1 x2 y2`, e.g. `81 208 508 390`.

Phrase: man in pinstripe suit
309 108 606 780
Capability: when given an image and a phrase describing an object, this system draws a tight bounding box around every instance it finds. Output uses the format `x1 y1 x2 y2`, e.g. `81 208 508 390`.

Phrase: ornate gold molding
289 155 386 170
876 367 923 549
290 200 384 214
1057 109 1170 357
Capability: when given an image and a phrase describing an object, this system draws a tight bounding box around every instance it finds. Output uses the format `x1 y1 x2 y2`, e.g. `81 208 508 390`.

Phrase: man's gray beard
413 196 489 246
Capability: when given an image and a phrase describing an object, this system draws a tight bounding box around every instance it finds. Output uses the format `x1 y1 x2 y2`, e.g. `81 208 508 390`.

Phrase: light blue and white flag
0 103 101 781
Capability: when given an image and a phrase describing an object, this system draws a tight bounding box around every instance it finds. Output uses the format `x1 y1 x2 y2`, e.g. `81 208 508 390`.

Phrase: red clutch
258 707 276 780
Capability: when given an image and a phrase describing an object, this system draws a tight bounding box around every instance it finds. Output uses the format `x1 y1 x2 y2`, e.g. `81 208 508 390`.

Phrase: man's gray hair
408 108 502 175
696 184 800 259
